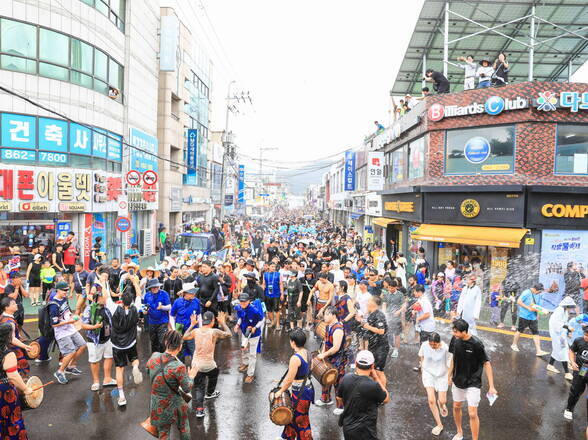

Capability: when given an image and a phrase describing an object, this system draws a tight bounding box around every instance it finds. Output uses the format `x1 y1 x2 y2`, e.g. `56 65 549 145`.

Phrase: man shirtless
309 272 335 321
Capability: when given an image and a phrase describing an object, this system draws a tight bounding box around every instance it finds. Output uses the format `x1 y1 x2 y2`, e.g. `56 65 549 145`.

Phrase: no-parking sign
115 216 131 233
143 170 158 186
126 170 141 186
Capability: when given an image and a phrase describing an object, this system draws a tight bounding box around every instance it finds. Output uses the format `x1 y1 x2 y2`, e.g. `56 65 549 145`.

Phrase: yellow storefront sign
481 163 510 171
541 204 588 218
384 201 414 213
0 201 11 211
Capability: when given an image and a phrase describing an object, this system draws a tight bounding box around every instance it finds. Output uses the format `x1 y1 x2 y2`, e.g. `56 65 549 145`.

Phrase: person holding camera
424 69 450 94
476 59 493 88
146 330 198 440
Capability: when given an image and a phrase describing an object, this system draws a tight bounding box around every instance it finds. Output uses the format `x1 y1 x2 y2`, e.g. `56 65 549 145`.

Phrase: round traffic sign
126 170 141 186
143 170 158 186
115 216 131 233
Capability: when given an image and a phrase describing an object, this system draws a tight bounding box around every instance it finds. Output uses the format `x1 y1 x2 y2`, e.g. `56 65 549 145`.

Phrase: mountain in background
277 160 331 195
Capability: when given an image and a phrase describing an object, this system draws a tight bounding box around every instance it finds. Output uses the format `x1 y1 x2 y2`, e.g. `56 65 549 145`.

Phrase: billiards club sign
428 95 529 121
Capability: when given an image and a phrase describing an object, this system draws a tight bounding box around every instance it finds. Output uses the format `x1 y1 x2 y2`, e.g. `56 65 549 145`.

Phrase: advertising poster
92 213 106 253
539 229 588 309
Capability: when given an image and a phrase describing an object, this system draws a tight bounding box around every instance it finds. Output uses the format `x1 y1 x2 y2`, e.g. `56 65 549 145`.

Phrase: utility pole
220 82 252 221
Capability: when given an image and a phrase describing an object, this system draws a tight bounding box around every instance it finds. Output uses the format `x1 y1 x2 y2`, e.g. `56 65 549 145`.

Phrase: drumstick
31 381 54 392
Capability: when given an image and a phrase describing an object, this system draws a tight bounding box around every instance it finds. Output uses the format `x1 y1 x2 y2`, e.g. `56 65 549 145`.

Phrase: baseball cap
55 281 69 291
356 350 375 367
184 287 199 296
359 280 369 286
533 283 545 292
238 292 250 302
202 311 215 325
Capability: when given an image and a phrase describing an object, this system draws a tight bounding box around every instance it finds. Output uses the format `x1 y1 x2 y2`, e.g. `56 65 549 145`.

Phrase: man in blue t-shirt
143 278 170 353
511 283 549 356
171 287 201 361
262 262 283 330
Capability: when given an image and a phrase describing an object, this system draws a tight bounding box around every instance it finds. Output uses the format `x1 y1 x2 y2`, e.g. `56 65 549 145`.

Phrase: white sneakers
314 399 333 406
565 373 573 381
431 425 443 436
451 434 464 440
536 350 549 357
564 409 573 420
333 408 344 415
510 345 519 352
546 364 560 374
118 396 127 407
91 383 100 392
133 366 143 385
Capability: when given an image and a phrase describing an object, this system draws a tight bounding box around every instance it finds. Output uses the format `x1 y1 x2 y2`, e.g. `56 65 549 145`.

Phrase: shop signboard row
0 112 122 165
0 165 158 213
429 91 588 122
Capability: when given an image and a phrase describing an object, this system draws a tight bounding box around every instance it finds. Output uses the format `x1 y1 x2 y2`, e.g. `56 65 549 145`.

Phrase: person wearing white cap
336 350 390 440
547 296 576 380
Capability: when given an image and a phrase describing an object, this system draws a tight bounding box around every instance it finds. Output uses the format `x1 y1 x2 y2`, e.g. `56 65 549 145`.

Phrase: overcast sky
201 0 588 177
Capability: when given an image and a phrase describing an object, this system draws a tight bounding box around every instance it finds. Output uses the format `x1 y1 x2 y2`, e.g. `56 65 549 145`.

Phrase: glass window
110 0 124 18
93 79 108 94
555 124 588 174
1 19 36 58
71 39 93 74
390 146 406 182
108 59 122 89
71 71 93 88
94 50 107 80
39 29 69 66
1 55 36 74
69 155 92 168
445 125 515 175
96 0 109 15
408 137 425 179
81 0 94 5
39 62 69 81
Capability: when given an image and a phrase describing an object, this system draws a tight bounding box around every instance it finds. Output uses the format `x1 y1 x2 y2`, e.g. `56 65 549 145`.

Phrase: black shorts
517 318 538 335
265 297 280 313
113 345 138 368
28 279 41 288
371 345 389 372
65 265 75 274
388 321 403 335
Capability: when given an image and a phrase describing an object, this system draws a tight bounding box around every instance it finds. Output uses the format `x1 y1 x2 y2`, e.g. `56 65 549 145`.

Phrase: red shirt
63 246 78 265
582 278 588 301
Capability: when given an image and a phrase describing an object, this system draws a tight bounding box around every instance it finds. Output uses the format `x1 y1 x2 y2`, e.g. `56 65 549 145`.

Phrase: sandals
432 425 444 436
439 403 448 417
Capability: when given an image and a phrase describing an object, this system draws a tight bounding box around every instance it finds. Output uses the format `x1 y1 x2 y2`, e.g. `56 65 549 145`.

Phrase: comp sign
428 96 528 121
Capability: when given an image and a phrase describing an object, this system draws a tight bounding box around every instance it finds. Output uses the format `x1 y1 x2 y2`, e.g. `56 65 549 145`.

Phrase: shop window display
555 124 588 175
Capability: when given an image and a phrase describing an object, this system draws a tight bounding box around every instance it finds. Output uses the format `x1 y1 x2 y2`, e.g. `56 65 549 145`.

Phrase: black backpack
38 301 55 339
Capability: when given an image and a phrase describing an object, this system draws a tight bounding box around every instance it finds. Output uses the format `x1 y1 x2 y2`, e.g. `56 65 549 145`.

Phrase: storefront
527 186 588 308
410 187 529 288
380 189 423 270
0 165 125 266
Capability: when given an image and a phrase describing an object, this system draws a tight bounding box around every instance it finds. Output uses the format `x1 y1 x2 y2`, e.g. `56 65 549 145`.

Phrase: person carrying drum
0 297 33 378
234 292 265 383
273 328 314 439
0 322 33 439
315 306 347 415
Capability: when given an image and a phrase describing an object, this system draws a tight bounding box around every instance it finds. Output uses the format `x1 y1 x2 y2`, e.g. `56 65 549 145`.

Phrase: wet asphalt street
23 320 588 440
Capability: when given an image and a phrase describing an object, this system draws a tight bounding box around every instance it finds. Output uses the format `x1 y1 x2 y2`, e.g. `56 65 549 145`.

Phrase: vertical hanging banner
344 151 356 191
187 129 198 169
238 165 245 203
367 151 384 191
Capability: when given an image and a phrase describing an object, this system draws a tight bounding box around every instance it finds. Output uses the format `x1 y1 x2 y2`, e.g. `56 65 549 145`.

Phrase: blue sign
1 148 35 161
115 216 131 233
38 151 68 164
484 96 505 115
56 221 71 238
238 165 245 203
344 151 356 191
1 113 36 149
187 129 198 170
38 118 68 152
129 127 158 173
70 123 92 155
259 193 269 197
560 92 588 113
464 136 491 164
107 132 122 162
93 128 107 158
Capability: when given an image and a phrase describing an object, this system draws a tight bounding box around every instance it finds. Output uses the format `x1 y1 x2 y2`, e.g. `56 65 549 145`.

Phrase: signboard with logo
365 194 382 217
382 192 423 222
129 127 158 173
115 216 131 233
527 190 588 229
170 186 182 212
445 125 515 175
0 113 122 165
344 151 356 191
539 229 588 310
428 96 528 122
424 191 525 227
535 91 588 113
367 152 384 191
56 221 71 238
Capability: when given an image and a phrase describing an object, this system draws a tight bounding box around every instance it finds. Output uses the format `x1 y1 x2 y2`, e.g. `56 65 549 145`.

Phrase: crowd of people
0 213 587 439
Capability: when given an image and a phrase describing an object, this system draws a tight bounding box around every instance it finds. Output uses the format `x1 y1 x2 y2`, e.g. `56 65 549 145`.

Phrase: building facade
0 0 160 262
157 6 213 234
374 82 588 297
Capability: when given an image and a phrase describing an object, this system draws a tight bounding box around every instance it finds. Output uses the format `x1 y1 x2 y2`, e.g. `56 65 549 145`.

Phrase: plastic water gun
89 301 99 325
93 315 103 336
175 323 184 333
533 305 550 315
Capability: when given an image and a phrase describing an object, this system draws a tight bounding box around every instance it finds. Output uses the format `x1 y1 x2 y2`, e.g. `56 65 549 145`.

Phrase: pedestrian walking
144 278 171 354
448 319 497 440
336 350 390 440
418 332 451 436
564 326 588 421
456 275 482 335
511 283 549 356
547 296 576 380
234 292 264 383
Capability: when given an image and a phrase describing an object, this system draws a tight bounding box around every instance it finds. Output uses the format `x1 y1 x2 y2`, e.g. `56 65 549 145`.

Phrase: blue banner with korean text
344 151 356 191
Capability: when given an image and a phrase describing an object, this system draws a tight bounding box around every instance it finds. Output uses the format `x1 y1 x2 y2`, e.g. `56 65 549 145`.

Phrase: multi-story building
0 0 160 262
375 82 588 292
157 5 213 233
